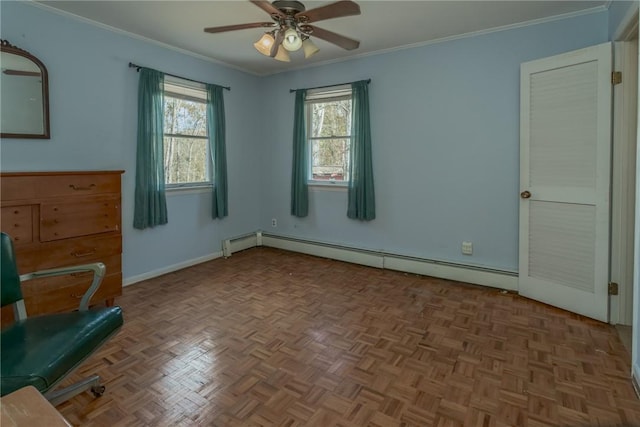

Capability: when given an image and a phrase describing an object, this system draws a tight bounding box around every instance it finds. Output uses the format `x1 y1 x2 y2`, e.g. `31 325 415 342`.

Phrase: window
306 86 352 185
163 77 210 188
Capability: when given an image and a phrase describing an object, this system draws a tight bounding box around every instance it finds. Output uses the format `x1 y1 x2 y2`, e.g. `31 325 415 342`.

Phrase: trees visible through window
306 88 352 184
163 79 210 187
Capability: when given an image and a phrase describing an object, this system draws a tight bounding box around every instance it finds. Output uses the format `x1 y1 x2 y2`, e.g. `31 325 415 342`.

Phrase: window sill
166 185 212 196
309 182 347 192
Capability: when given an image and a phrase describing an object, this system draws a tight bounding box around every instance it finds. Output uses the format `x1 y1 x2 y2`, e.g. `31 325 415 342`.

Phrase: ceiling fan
204 0 361 62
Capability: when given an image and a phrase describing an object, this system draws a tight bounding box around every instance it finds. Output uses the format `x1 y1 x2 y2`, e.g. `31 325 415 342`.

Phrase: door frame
610 2 639 327
611 38 638 326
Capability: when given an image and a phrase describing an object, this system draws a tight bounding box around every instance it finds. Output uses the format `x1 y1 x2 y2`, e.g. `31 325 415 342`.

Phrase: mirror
0 39 50 139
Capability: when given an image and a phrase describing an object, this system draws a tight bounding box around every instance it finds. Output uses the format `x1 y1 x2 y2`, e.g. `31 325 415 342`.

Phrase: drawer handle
69 184 96 191
71 249 96 258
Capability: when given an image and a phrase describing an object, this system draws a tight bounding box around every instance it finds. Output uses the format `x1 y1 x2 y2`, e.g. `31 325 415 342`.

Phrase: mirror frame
1 39 50 139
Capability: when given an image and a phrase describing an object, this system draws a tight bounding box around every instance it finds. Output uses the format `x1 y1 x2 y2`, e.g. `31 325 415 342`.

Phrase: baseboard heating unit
222 232 262 257
222 231 518 292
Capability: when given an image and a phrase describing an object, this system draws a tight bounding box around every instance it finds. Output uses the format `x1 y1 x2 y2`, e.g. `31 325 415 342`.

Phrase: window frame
305 86 352 187
163 77 212 191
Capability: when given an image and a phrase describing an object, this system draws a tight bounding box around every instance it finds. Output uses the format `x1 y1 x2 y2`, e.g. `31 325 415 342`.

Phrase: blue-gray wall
0 2 264 280
0 2 614 280
609 1 637 39
259 11 609 272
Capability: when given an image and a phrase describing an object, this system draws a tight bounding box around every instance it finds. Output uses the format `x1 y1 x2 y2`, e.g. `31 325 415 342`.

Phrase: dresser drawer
40 197 120 241
34 233 121 270
25 272 122 316
0 176 38 201
10 245 39 274
35 173 120 198
1 205 34 244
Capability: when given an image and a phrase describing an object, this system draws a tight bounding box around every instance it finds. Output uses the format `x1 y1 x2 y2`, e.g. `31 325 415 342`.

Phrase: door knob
520 191 531 199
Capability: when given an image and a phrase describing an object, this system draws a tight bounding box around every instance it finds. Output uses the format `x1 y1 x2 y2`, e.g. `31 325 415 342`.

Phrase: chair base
44 375 105 406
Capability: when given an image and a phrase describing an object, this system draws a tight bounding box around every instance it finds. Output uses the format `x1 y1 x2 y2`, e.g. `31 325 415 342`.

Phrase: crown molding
23 1 607 78
25 0 261 77
269 4 607 76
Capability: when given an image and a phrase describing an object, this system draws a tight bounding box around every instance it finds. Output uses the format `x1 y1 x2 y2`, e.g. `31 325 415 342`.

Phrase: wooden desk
0 386 71 427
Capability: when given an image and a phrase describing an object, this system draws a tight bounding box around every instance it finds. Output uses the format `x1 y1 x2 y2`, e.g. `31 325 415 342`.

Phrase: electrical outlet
271 218 277 227
462 241 473 255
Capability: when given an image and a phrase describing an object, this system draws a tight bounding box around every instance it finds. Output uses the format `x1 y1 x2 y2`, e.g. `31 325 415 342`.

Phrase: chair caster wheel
91 385 106 397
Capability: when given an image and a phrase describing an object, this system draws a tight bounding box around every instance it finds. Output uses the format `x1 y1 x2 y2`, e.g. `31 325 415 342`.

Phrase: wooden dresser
0 171 124 321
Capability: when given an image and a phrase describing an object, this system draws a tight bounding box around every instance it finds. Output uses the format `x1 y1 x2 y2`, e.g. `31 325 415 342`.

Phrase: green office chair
0 232 123 405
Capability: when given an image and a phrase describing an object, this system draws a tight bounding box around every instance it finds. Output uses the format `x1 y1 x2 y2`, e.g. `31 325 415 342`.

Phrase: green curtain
133 68 168 229
347 80 375 220
291 89 308 217
207 84 228 219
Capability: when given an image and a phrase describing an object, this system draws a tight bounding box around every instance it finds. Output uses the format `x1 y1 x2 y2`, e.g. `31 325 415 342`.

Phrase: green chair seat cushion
1 307 123 396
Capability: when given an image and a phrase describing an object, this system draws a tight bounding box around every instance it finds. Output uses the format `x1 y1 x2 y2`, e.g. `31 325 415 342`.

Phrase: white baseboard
123 251 224 287
123 233 518 292
124 232 258 288
261 234 518 291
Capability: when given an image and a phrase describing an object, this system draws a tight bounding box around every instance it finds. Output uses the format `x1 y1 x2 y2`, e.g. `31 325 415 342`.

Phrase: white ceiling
36 1 609 76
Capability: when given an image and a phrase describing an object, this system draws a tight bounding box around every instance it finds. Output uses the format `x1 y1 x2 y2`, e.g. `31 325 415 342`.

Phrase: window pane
311 138 350 181
163 137 209 184
164 96 207 137
310 99 351 138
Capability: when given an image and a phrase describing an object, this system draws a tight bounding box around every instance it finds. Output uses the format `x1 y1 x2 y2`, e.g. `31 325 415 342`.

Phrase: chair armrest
19 263 106 311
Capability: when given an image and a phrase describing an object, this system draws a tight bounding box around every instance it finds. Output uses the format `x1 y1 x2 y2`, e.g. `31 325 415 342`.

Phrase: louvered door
519 43 612 322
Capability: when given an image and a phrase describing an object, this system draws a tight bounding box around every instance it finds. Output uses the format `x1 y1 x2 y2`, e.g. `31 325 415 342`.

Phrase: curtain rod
128 62 230 91
289 79 371 93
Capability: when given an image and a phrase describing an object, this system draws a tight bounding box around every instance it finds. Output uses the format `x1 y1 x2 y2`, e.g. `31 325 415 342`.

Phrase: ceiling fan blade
271 30 284 57
204 22 275 33
296 1 360 23
250 0 286 18
308 25 359 50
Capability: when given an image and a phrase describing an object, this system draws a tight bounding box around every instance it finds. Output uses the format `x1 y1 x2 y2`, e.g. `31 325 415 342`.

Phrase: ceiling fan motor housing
272 1 306 15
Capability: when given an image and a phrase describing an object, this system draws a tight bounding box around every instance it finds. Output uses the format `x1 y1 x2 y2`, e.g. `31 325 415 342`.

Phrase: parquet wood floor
56 247 640 426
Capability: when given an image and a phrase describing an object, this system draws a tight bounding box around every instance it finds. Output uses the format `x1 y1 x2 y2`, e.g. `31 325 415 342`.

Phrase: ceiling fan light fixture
274 45 291 62
204 0 362 63
302 38 319 58
282 28 302 51
253 32 275 56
